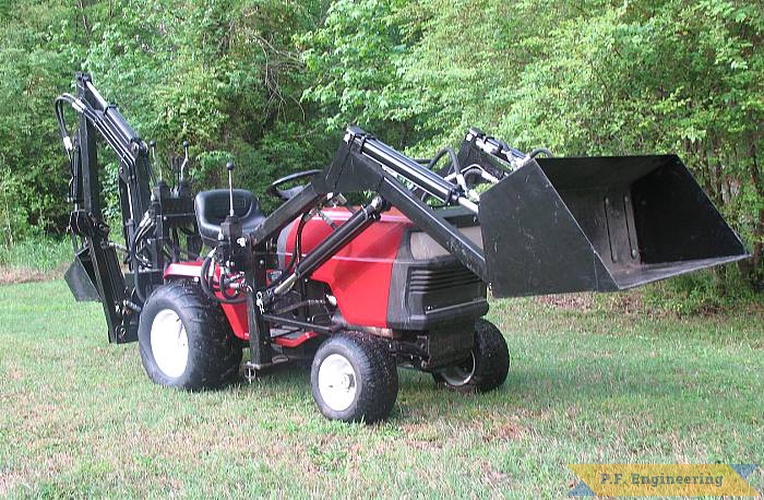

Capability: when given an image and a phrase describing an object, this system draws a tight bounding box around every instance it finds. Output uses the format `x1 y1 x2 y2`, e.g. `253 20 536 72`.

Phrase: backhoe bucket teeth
478 155 748 297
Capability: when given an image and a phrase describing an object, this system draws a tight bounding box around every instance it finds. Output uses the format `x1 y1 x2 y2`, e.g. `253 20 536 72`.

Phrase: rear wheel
433 319 509 392
138 282 242 390
311 334 398 423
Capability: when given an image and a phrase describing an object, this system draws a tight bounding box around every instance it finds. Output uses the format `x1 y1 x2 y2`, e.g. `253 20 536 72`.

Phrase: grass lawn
1 280 762 498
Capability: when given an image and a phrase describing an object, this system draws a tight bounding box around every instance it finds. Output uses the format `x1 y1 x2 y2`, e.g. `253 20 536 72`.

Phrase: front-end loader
56 74 748 422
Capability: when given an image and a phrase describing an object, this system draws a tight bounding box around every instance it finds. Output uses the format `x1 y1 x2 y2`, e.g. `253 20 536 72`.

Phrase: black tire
311 333 398 423
138 281 242 390
433 319 509 393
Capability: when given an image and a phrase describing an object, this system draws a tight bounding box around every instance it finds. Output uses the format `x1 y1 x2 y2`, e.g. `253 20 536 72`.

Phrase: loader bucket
478 155 748 297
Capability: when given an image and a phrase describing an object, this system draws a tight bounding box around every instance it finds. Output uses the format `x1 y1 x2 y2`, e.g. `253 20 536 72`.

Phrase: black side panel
387 224 488 331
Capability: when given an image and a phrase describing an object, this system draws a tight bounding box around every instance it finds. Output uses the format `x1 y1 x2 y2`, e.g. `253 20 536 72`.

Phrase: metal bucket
64 246 101 302
478 155 748 297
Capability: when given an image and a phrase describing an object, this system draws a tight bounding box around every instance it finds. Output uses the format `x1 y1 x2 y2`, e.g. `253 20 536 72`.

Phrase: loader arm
247 127 490 293
248 126 748 310
314 127 488 280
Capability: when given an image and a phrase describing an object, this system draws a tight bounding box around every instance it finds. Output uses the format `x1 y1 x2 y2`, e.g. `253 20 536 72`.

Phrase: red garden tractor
56 74 747 423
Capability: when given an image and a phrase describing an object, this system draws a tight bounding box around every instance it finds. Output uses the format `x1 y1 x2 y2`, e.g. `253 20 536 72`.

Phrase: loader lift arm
245 124 749 321
56 73 199 343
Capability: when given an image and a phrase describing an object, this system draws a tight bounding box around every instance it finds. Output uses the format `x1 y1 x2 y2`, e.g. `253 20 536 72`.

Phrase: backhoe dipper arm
58 73 152 245
56 73 155 343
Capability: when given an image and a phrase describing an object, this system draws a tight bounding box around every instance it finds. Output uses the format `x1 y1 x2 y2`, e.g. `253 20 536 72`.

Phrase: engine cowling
277 207 488 330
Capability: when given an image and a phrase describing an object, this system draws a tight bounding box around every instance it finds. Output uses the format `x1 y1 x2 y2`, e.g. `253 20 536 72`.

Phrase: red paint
273 331 320 348
220 302 249 340
282 208 409 327
162 207 413 340
163 261 203 279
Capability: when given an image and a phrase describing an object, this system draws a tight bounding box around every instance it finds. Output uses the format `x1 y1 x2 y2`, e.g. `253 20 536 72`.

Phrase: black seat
194 189 266 247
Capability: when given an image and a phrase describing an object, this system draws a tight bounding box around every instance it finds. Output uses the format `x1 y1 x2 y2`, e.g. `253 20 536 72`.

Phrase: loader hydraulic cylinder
349 128 460 204
275 196 386 295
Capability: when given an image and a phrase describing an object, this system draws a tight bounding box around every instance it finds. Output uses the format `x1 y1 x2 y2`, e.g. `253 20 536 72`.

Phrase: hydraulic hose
427 146 461 174
529 147 554 158
200 254 246 305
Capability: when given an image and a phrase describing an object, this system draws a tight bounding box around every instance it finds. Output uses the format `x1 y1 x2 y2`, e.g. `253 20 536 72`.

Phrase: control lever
148 140 160 181
219 161 244 274
180 140 190 182
226 161 235 217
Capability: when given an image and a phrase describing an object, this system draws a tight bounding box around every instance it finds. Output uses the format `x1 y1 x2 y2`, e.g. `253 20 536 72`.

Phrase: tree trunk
737 141 763 291
749 142 763 289
77 0 91 38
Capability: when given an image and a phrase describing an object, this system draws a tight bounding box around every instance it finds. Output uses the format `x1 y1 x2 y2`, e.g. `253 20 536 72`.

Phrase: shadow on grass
401 350 756 424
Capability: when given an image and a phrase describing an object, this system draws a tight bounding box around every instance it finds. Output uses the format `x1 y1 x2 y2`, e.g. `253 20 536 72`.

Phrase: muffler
478 155 748 297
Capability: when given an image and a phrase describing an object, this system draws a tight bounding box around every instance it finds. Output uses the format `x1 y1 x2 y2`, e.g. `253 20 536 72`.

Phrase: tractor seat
194 189 266 247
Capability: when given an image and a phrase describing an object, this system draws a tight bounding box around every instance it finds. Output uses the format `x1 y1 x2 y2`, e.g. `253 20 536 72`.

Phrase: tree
498 0 763 287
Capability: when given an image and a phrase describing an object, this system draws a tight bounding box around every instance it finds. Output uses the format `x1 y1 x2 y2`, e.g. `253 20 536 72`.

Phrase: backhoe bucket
65 246 101 302
478 155 748 297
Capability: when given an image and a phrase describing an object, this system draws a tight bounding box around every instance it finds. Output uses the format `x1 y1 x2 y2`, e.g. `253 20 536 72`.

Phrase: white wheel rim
150 309 189 378
317 354 358 412
439 352 476 387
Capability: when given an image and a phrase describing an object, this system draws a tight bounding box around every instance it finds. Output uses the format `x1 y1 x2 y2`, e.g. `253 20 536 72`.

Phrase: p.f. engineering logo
568 464 759 497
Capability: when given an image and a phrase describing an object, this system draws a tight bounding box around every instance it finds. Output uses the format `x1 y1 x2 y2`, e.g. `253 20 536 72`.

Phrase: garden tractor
56 74 748 423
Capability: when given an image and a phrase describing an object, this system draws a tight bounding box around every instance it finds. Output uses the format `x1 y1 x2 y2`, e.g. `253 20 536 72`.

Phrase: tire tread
311 333 398 423
139 281 242 390
433 318 509 393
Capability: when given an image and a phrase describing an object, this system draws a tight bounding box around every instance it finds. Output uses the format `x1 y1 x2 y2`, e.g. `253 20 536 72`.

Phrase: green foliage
301 0 421 147
0 235 71 271
0 2 73 238
0 161 37 246
300 0 763 290
0 0 762 294
643 267 757 316
79 0 328 198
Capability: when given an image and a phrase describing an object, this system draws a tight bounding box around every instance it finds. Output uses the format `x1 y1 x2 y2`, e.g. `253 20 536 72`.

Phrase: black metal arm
58 73 198 343
248 127 491 303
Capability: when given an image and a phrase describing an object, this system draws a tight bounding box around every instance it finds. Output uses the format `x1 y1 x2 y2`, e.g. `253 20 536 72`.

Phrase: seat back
194 189 266 246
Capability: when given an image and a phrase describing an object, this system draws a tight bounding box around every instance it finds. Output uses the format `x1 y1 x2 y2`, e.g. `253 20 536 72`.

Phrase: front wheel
433 319 509 392
311 334 398 423
138 282 242 390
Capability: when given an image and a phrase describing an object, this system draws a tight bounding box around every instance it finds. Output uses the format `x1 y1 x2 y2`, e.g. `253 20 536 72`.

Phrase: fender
278 208 408 328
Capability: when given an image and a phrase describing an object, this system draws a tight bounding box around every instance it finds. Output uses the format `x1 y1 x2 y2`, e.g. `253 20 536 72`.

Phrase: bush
0 236 72 272
642 266 758 316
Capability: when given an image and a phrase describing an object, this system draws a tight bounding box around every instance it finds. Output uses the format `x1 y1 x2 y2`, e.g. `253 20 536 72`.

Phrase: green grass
1 281 762 498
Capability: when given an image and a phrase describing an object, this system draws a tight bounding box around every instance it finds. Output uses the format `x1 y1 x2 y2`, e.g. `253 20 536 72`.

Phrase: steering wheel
267 169 322 201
